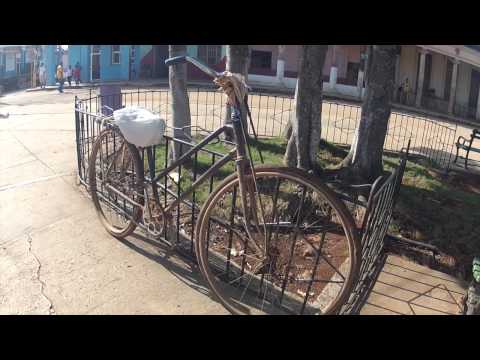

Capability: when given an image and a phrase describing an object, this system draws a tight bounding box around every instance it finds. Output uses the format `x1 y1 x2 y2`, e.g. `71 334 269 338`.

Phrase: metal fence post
74 96 81 179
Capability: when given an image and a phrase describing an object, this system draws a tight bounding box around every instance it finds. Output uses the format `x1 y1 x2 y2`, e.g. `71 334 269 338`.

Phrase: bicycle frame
98 55 268 257
144 124 238 215
140 102 265 255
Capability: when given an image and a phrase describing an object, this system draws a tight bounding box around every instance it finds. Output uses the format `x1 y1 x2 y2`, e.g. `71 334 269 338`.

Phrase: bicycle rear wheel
88 127 145 238
195 167 360 315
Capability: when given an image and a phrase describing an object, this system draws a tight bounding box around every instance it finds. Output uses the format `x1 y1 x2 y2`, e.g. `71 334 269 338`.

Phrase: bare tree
224 45 250 141
284 45 328 172
168 45 192 161
340 45 397 182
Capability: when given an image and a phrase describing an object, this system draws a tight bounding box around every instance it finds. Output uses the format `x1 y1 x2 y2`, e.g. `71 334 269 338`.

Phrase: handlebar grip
165 56 187 66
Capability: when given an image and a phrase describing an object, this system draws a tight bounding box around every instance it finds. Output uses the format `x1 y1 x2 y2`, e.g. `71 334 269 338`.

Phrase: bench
454 129 480 169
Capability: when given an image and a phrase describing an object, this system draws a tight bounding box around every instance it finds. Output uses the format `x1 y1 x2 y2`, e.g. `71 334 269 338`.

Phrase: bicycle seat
113 106 166 147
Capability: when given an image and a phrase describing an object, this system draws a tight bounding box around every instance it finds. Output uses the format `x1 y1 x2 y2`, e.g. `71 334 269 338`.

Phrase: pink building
134 45 480 123
248 45 367 86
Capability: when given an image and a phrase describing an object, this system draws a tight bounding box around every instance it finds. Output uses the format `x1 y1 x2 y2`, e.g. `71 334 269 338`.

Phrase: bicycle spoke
199 171 357 315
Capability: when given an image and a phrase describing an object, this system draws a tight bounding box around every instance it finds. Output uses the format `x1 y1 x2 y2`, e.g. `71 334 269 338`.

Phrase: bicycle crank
143 198 166 238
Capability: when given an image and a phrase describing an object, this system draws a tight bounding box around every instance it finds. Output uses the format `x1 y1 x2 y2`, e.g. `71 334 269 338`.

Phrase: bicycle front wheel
195 167 360 315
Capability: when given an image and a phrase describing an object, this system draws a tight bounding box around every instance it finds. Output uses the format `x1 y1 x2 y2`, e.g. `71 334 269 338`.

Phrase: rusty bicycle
87 55 361 315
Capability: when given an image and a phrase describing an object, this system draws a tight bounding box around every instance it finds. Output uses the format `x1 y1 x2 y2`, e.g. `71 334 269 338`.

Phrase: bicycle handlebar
165 55 220 79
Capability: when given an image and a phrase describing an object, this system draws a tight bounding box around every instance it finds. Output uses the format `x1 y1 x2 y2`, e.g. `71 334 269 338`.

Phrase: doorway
444 60 453 101
416 52 433 96
468 68 480 117
91 45 101 81
153 45 169 78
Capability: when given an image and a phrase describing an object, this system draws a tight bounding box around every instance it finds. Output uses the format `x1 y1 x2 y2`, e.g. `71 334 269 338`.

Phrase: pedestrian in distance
56 63 64 93
74 62 81 86
65 65 73 87
403 78 410 105
39 62 47 89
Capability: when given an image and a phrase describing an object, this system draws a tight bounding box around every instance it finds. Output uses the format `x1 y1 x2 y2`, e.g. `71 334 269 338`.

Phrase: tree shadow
249 138 287 155
319 139 348 158
392 182 480 269
409 146 455 169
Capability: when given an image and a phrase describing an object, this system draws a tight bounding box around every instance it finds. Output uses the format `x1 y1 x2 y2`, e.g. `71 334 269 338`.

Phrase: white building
247 45 480 124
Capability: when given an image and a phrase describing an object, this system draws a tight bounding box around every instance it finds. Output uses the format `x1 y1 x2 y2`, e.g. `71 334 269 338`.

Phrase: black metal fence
73 89 417 314
339 149 408 314
76 88 457 170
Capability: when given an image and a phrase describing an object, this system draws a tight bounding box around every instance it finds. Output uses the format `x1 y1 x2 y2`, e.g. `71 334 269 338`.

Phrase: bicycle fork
231 109 269 273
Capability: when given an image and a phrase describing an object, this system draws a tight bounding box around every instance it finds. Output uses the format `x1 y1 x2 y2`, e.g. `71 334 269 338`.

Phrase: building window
250 50 272 69
444 60 453 101
5 53 15 72
91 45 101 54
111 45 121 64
15 53 22 74
198 45 222 65
346 62 360 86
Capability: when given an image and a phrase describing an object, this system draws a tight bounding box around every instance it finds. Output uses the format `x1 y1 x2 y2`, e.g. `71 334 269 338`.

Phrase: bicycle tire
88 127 145 238
195 167 360 315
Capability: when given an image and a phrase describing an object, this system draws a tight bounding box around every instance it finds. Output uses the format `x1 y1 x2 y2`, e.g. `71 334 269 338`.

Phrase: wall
4 52 17 77
45 45 58 86
0 47 27 79
248 45 299 75
250 45 278 72
283 45 300 74
455 62 472 107
398 45 419 90
186 45 197 57
0 53 4 78
248 73 362 99
322 45 366 79
68 45 130 82
429 52 447 99
184 45 226 60
130 45 141 79
68 45 90 82
99 45 129 81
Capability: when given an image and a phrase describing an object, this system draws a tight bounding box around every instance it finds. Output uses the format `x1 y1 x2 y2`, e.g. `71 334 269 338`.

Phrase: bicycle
88 55 361 315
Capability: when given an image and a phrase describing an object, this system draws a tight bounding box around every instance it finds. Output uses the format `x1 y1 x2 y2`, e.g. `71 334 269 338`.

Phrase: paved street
0 88 468 315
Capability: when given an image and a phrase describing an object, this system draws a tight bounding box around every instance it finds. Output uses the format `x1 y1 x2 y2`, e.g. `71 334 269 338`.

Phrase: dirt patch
445 172 480 195
172 199 350 313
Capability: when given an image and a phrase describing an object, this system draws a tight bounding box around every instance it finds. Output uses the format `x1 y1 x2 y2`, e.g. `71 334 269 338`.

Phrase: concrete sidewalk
361 255 466 315
0 89 228 315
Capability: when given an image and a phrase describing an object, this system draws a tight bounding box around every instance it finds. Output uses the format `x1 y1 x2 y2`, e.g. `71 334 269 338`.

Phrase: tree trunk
340 45 397 182
224 45 250 141
169 45 191 161
283 45 327 172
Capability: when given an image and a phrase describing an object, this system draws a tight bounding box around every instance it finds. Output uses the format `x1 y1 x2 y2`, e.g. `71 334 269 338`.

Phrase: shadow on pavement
117 230 221 305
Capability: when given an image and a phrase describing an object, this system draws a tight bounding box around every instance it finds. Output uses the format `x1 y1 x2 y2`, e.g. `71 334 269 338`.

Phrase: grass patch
147 134 480 262
147 136 288 205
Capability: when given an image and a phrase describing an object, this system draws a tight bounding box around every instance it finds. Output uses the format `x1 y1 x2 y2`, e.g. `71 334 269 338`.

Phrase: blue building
42 45 129 85
0 45 36 90
41 45 228 85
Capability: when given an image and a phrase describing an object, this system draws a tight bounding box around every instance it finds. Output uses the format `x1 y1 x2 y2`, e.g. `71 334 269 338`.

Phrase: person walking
56 63 64 93
74 62 81 86
39 62 47 89
403 78 410 105
65 65 73 87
